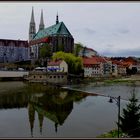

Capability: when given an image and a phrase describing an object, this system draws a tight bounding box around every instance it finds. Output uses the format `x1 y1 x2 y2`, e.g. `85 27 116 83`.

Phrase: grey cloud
101 47 140 57
106 44 114 48
118 28 130 34
75 28 96 36
111 28 130 38
83 28 96 35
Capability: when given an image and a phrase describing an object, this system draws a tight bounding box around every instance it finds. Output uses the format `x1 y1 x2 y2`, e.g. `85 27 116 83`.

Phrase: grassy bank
104 79 136 84
97 129 124 138
82 76 140 86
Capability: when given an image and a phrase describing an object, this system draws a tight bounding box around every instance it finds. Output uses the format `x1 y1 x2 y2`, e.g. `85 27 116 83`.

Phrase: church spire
38 112 44 135
29 7 36 41
55 123 58 133
39 9 45 31
28 103 35 137
56 12 59 24
31 7 35 23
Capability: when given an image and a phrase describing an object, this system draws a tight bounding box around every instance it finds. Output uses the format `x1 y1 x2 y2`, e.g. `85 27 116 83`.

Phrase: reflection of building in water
28 102 45 137
0 92 29 109
27 91 75 135
38 111 44 134
0 84 90 137
28 103 35 137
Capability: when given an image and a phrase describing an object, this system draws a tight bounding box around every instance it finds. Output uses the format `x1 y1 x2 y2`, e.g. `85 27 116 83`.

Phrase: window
54 76 56 78
40 76 42 78
34 76 36 78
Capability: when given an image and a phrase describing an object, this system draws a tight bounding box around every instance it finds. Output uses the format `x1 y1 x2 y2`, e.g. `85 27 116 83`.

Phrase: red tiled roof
112 60 122 65
112 60 132 67
82 58 98 65
47 60 63 66
82 56 106 65
104 57 111 61
120 61 133 67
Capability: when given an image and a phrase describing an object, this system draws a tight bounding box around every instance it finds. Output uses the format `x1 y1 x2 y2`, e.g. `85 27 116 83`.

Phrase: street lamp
109 96 121 138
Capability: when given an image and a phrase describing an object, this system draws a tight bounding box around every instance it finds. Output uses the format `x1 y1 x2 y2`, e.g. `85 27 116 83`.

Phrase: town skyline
0 2 140 57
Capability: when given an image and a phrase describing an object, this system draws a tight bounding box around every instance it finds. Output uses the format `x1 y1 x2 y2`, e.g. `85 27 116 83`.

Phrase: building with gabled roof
82 57 104 77
29 8 74 59
82 56 113 77
47 60 68 72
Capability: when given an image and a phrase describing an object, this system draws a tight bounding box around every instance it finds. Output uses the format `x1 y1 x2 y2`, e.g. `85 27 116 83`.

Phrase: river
0 81 138 138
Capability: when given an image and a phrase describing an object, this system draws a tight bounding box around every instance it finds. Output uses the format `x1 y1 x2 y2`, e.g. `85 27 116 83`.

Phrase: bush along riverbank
97 129 124 138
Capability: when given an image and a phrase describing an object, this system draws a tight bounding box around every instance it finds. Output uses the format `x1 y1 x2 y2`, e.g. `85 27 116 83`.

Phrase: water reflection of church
28 91 74 136
0 84 90 137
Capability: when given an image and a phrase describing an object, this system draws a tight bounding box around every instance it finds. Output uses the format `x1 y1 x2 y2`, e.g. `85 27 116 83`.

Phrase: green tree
39 43 52 59
39 43 52 66
74 43 84 56
126 67 137 75
119 91 140 137
52 51 83 74
131 67 137 75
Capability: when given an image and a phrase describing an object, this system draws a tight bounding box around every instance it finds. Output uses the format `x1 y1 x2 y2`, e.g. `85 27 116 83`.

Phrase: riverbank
80 75 140 86
97 129 124 138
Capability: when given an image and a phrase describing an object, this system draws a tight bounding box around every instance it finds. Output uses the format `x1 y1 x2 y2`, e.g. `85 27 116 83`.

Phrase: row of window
33 75 64 79
49 75 64 79
85 71 100 74
85 69 100 72
85 68 100 71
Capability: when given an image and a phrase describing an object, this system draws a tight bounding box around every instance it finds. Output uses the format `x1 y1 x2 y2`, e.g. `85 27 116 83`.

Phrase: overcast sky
0 2 140 57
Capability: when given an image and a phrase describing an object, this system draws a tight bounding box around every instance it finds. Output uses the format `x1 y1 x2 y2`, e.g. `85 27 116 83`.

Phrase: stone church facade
29 8 74 59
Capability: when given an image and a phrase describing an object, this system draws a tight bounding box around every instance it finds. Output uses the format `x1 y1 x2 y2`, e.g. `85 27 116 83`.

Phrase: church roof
33 22 73 40
34 104 71 125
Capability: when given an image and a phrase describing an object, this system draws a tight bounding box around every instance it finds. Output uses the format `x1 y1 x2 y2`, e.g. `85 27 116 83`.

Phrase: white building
47 60 68 73
82 57 104 77
136 64 140 74
112 64 118 77
118 65 127 75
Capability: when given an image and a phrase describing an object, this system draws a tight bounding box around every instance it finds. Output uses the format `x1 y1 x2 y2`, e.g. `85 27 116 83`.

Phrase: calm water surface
0 81 137 138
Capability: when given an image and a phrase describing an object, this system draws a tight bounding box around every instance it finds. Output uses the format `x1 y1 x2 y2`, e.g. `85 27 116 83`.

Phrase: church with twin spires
29 7 74 59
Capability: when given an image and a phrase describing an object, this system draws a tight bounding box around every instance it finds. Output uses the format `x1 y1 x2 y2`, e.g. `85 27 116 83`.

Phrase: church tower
38 112 44 135
29 7 36 41
28 103 35 137
56 13 59 24
39 9 45 31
